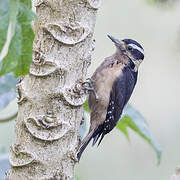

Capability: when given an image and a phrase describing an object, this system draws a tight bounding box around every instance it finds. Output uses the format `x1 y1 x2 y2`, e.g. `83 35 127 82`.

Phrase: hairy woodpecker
77 35 144 161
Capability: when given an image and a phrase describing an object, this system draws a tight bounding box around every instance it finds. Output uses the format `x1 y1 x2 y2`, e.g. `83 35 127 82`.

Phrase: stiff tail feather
92 133 101 146
77 125 104 161
77 131 94 161
97 133 105 146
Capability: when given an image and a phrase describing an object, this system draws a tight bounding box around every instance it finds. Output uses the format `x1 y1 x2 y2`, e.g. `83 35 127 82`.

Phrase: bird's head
108 35 144 71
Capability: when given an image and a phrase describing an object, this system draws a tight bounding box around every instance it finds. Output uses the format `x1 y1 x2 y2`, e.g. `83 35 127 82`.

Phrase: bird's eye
127 46 133 51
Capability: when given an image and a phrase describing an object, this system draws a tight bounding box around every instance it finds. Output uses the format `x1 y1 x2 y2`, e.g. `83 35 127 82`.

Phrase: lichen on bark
7 0 101 179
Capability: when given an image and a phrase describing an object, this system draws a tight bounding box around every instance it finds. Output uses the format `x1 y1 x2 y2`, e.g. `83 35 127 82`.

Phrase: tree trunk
7 0 101 179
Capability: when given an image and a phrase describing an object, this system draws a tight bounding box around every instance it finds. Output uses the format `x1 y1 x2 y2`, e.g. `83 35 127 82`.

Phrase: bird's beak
107 35 126 53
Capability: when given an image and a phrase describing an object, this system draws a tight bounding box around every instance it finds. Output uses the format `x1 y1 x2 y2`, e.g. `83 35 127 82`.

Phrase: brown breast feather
88 58 125 132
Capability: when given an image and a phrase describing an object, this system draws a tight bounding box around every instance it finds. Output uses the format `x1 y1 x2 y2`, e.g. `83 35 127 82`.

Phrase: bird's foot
81 78 98 102
82 78 94 88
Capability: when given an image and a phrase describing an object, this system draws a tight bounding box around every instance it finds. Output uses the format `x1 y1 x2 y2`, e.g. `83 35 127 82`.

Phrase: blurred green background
1 0 180 179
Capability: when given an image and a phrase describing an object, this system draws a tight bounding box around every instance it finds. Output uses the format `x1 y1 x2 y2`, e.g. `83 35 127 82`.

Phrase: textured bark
7 0 101 179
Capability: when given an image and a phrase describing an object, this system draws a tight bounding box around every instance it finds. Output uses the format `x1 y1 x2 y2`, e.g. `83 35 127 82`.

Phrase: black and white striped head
122 39 144 61
108 35 144 71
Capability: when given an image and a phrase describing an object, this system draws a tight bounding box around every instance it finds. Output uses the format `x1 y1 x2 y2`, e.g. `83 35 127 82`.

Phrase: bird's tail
77 125 104 161
77 131 94 161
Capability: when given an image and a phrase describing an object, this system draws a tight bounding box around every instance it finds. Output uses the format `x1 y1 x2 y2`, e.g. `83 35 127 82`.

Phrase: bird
77 35 144 161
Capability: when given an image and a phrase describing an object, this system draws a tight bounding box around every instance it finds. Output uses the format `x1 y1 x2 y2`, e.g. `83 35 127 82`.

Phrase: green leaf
0 0 10 53
146 0 177 6
83 99 162 164
116 104 162 164
75 174 80 180
0 0 19 64
0 0 36 77
83 99 91 113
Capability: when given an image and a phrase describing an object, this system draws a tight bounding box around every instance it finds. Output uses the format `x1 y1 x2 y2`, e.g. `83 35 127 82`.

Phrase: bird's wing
108 67 137 126
94 67 138 145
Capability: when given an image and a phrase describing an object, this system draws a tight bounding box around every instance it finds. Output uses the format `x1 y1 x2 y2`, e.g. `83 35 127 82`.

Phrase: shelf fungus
33 0 44 7
86 0 102 9
9 144 35 167
45 22 91 45
63 80 87 106
30 59 58 77
24 115 71 141
33 51 46 66
16 82 28 105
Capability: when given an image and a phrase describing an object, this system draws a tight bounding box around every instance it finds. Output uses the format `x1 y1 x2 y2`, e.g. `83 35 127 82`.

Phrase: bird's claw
82 78 98 102
82 78 94 87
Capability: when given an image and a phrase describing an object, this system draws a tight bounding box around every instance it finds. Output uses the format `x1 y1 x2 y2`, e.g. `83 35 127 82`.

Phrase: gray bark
7 0 101 179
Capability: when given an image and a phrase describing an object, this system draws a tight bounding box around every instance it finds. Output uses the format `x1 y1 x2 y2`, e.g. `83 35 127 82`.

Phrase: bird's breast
90 63 125 121
95 64 124 103
88 62 126 131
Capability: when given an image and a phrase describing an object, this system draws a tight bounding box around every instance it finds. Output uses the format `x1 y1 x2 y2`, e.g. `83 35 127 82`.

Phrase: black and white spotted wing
92 66 138 146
